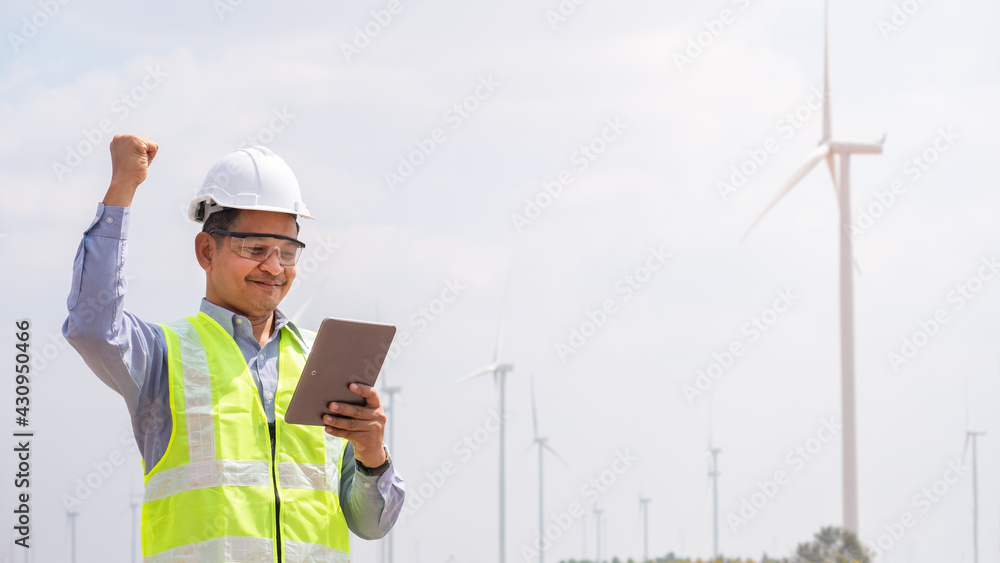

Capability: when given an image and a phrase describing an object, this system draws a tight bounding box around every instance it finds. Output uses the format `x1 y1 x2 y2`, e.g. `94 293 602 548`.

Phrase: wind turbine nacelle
496 363 514 373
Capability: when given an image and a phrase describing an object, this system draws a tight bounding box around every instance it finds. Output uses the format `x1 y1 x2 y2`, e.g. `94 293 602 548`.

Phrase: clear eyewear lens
231 236 303 266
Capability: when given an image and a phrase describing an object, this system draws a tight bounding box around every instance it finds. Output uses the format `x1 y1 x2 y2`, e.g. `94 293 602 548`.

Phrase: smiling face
195 209 299 321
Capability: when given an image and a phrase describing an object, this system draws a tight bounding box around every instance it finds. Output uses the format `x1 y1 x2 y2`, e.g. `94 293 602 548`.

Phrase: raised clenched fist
103 134 158 207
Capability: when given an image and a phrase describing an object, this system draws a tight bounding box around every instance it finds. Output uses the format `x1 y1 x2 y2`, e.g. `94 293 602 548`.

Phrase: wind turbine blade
963 433 971 459
828 140 883 154
290 274 332 326
825 152 838 192
543 443 569 466
742 145 830 241
493 268 513 364
456 365 496 384
822 0 831 141
530 374 539 440
853 257 863 277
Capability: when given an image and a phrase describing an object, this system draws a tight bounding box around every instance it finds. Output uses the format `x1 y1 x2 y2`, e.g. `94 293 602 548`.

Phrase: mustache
247 275 287 286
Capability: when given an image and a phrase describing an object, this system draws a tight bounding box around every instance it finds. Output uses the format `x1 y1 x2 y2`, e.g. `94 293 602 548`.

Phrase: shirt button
105 216 114 224
258 353 265 361
265 392 274 401
235 318 243 325
363 482 371 489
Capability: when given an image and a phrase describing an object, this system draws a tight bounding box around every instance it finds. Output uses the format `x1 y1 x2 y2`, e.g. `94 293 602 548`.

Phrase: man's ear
195 232 215 271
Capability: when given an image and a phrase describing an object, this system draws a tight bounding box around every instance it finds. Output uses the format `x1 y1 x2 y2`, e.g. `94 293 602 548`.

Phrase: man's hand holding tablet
285 317 397 470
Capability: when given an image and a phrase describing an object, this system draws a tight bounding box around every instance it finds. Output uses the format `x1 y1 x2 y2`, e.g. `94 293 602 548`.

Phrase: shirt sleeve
62 203 166 419
339 442 406 539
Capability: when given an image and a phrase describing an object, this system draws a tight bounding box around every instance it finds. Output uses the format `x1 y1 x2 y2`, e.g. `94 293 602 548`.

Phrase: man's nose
258 247 285 275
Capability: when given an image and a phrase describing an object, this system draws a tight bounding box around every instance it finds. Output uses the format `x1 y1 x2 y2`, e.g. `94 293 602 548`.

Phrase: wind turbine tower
639 497 651 562
372 302 402 563
529 375 566 563
742 0 885 533
593 507 604 563
708 446 721 559
457 279 514 563
381 381 401 563
964 408 986 563
67 508 78 563
964 382 989 563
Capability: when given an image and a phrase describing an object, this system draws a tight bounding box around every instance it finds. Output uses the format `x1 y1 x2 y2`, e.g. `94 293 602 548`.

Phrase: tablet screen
284 317 397 426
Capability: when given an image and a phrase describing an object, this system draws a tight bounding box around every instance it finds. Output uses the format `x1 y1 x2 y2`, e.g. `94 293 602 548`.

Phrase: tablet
284 317 397 426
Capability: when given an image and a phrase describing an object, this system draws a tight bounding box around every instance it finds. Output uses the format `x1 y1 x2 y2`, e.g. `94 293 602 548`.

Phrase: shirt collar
198 299 305 348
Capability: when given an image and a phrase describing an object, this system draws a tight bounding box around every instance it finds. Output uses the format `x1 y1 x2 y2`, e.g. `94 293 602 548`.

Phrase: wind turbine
638 497 651 563
381 377 401 563
964 392 986 563
457 277 514 563
66 507 78 563
371 302 401 563
529 375 567 563
706 400 721 559
742 0 885 534
593 507 604 563
708 443 721 559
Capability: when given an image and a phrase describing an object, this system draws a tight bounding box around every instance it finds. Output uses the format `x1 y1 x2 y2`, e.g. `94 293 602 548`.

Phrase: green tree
791 526 870 563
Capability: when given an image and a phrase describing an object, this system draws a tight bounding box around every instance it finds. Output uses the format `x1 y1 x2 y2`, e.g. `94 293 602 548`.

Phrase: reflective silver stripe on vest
278 462 332 491
144 536 274 563
278 432 344 491
145 459 272 502
283 540 351 563
173 320 216 464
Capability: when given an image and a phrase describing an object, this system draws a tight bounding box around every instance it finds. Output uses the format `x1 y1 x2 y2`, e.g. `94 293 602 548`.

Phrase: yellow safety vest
142 312 350 562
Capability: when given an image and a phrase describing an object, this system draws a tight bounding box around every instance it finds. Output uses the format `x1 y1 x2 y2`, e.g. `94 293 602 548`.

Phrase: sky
1 0 999 562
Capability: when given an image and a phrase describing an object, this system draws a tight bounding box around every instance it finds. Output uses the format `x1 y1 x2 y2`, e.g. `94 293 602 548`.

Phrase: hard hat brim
188 196 315 223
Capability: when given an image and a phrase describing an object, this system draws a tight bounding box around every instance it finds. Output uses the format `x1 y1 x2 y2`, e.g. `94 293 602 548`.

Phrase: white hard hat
188 146 314 223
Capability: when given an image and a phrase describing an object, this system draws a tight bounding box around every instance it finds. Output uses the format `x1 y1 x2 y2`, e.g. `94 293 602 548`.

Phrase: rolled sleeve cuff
352 463 405 535
87 203 130 238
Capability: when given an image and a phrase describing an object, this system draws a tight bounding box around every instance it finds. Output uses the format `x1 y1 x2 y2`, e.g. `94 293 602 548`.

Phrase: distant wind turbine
593 507 604 563
374 303 400 563
707 400 721 559
529 375 567 563
66 508 78 563
964 392 986 563
381 376 401 563
708 443 721 559
639 496 651 563
742 0 885 534
457 274 514 563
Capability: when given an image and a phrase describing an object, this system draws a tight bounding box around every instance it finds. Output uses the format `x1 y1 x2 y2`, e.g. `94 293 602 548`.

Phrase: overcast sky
1 0 999 562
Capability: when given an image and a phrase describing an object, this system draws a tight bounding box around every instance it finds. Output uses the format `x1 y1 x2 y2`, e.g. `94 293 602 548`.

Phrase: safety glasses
209 229 306 267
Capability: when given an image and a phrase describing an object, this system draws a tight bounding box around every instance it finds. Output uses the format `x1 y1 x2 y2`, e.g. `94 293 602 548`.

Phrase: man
64 134 404 562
